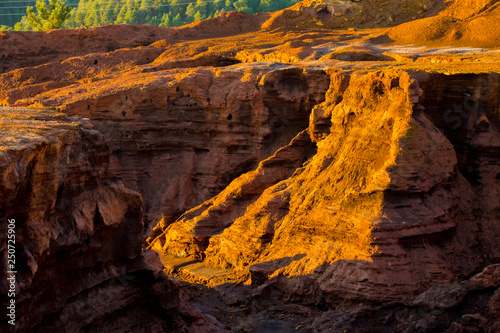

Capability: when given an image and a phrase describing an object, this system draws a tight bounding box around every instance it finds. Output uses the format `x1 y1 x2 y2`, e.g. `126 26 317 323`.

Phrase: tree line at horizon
0 0 298 31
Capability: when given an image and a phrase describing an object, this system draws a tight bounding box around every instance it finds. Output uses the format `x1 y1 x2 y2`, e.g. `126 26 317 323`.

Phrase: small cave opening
390 78 400 89
373 81 385 96
56 184 64 198
227 114 233 121
316 7 331 20
94 59 98 65
194 148 210 155
215 57 242 67
272 122 283 131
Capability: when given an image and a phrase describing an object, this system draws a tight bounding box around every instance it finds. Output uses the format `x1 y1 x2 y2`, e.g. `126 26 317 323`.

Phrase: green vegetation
26 0 72 30
0 0 298 31
0 0 79 30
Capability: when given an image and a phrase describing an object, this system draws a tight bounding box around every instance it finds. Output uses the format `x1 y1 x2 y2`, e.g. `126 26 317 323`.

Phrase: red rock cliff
149 69 499 306
1 9 500 331
0 107 223 332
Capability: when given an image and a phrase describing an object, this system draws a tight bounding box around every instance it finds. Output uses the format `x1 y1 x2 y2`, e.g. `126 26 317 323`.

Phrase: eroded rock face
151 69 500 308
3 59 330 229
1 16 500 332
0 108 224 332
311 264 500 332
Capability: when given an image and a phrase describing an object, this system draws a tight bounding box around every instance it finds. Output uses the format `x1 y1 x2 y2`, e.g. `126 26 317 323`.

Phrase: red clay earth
1 1 500 332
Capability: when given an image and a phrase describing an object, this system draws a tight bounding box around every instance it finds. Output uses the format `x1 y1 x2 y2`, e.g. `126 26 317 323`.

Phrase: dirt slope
261 0 443 30
386 0 500 47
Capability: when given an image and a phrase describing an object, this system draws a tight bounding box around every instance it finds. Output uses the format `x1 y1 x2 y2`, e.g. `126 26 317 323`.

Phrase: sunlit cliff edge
1 0 500 332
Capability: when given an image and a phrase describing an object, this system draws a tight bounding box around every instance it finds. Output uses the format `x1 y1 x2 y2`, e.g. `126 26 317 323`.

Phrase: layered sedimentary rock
1 3 500 331
151 69 500 309
4 58 330 228
0 108 223 332
311 263 500 332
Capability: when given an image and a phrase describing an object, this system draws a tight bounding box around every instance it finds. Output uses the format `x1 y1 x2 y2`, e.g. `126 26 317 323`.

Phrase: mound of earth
0 11 267 73
385 0 500 48
261 0 500 49
261 0 443 30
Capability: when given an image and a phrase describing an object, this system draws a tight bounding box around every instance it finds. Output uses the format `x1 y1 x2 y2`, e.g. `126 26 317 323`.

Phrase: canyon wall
150 69 500 306
0 13 499 331
55 64 329 230
0 108 223 332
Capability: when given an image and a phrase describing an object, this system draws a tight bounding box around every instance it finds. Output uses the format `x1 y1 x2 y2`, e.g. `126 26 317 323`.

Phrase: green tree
113 1 123 16
123 8 139 23
213 0 225 12
233 0 259 14
7 0 300 30
140 0 153 10
170 13 182 26
225 0 235 11
194 0 207 17
193 10 204 21
101 4 115 25
65 0 87 28
138 0 153 22
158 12 170 27
26 0 71 31
233 0 251 14
185 3 196 19
148 15 161 26
14 16 31 31
115 6 127 23
0 0 75 27
84 10 99 26
168 0 184 18
259 0 279 12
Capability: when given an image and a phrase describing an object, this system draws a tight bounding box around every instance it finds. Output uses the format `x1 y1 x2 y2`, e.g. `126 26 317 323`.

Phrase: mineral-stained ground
1 1 500 332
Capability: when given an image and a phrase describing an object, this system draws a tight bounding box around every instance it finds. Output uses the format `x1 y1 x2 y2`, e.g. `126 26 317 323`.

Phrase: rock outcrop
150 69 499 307
311 263 500 332
1 2 500 331
18 64 329 231
0 107 224 332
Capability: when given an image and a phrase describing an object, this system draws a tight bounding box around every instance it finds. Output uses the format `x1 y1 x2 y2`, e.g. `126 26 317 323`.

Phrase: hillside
1 0 500 332
385 0 500 47
1 0 298 30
